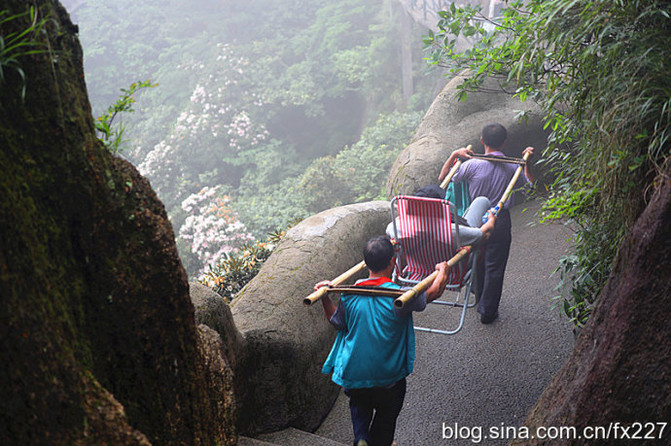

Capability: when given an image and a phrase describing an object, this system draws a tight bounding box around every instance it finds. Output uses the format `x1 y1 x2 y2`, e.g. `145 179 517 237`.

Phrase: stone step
237 436 277 446
239 427 347 446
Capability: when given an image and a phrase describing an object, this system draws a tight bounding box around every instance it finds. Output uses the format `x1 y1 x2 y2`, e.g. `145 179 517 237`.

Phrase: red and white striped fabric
394 195 467 288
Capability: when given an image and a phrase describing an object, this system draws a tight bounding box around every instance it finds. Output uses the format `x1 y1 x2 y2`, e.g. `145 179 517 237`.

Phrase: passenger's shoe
356 440 369 446
480 312 499 324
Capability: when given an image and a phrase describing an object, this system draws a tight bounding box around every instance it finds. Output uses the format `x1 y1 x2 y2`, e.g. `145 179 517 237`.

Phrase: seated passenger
386 185 496 246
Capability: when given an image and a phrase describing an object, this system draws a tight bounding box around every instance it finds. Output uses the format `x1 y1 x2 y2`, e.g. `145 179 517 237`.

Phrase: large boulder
512 167 671 445
196 325 238 446
386 73 550 197
0 1 234 444
230 201 392 435
191 282 245 371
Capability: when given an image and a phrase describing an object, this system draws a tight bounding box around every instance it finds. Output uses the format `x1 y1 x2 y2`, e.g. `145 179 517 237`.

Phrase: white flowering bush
138 43 269 209
178 186 254 277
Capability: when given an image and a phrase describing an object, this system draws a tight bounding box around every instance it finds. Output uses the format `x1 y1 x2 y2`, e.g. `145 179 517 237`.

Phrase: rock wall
512 166 671 445
0 1 234 444
230 201 392 435
386 73 550 197
191 282 245 372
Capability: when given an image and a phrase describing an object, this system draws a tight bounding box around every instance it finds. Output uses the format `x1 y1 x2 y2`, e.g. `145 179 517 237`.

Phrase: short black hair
481 123 507 149
415 184 445 200
363 236 395 273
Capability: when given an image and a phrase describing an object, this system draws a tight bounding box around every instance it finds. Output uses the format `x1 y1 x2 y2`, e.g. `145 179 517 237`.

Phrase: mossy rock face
230 201 391 435
386 74 550 198
512 169 671 445
0 1 233 444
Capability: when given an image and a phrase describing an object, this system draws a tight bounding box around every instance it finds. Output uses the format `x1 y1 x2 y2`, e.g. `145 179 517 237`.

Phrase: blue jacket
322 278 422 389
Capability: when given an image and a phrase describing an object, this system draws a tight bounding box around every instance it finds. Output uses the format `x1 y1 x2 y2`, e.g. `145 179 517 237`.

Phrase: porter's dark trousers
475 208 512 319
345 378 406 446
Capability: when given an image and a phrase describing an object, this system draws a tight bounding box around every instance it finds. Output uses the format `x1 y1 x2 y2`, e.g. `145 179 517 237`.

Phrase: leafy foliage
199 219 302 301
299 111 423 211
233 110 422 237
0 6 49 99
95 80 157 154
425 0 671 326
199 241 272 302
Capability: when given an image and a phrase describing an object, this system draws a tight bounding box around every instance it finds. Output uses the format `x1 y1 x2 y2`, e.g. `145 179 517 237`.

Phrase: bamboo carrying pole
303 260 367 306
469 153 526 165
491 150 532 216
439 159 462 190
438 144 472 190
393 246 471 308
316 286 406 298
394 150 531 307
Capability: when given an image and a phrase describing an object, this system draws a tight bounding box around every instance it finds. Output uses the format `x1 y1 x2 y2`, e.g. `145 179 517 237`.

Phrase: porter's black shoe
480 312 499 324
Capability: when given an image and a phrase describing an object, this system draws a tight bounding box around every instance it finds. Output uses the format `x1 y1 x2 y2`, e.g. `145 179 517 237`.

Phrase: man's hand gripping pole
439 145 472 190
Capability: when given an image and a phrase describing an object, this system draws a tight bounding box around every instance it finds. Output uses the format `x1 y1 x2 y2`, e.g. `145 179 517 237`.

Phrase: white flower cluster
138 43 270 198
178 186 254 275
137 141 179 194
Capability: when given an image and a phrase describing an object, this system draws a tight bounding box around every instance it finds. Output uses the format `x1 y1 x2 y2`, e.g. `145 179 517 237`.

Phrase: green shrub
199 227 290 302
200 241 272 302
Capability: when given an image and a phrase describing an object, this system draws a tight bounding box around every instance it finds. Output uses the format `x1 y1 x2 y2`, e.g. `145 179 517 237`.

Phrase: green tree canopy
67 0 440 276
425 0 671 325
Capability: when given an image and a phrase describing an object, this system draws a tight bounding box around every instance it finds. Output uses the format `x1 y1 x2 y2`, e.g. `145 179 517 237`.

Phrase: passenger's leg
463 196 491 228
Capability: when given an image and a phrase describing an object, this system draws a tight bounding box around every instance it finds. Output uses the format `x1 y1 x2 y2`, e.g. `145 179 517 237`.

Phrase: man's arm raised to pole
303 260 367 306
439 145 473 189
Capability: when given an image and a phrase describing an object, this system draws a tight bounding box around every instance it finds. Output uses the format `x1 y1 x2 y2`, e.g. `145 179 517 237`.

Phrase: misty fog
60 0 448 278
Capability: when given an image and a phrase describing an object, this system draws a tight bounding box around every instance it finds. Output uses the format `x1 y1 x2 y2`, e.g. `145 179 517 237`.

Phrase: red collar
356 277 393 287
